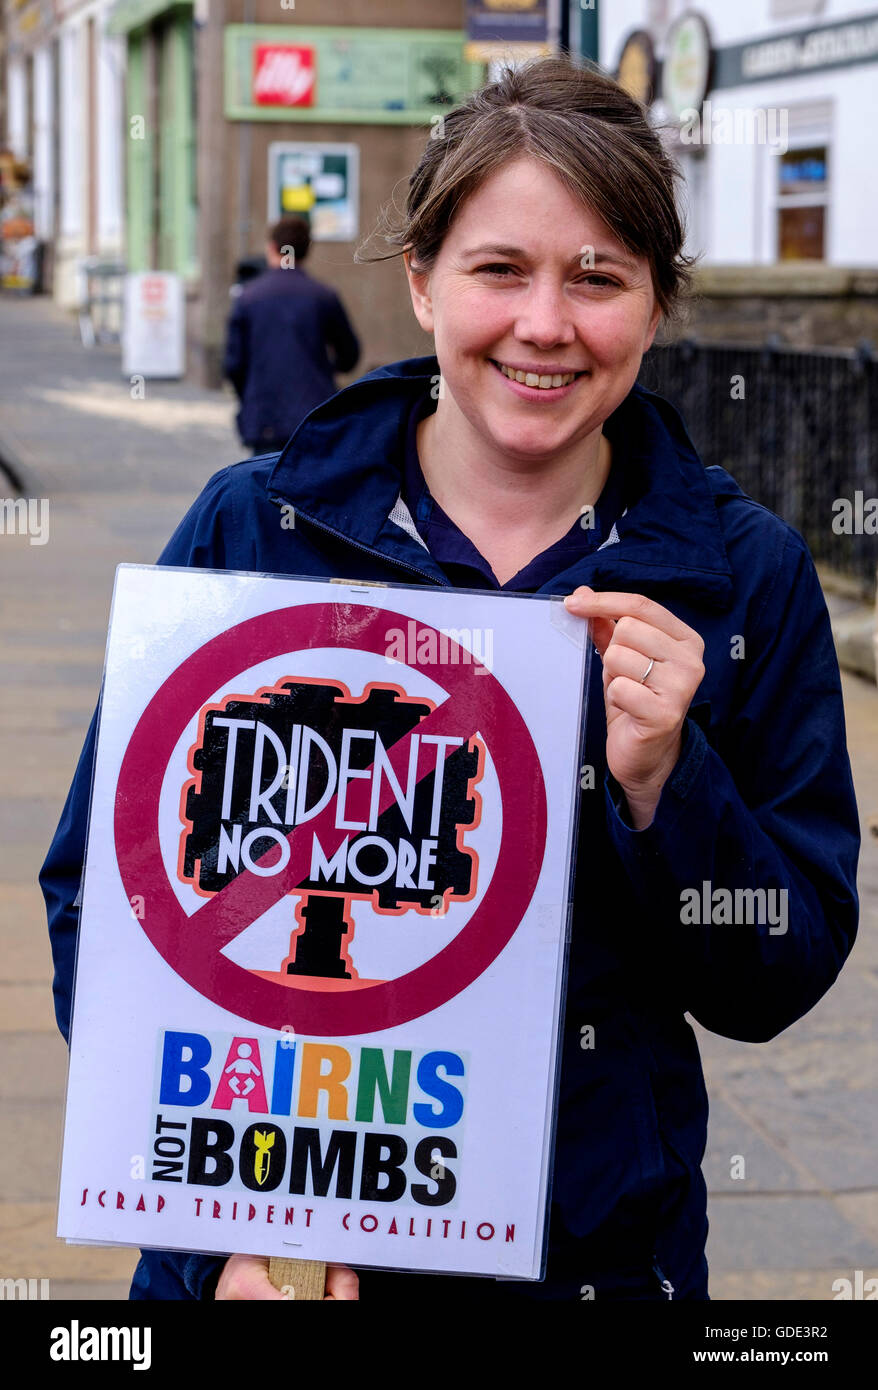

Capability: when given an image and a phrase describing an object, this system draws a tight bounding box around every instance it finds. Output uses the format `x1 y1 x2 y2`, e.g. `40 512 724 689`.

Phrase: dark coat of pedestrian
223 215 360 452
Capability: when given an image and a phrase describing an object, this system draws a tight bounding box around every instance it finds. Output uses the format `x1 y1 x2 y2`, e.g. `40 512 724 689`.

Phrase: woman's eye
474 265 619 289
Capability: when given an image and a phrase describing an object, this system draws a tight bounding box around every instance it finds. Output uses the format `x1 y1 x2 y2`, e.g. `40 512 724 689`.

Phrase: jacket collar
267 354 735 611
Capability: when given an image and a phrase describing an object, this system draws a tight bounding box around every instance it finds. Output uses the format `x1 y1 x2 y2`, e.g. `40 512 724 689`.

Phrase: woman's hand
564 587 706 830
215 1254 359 1300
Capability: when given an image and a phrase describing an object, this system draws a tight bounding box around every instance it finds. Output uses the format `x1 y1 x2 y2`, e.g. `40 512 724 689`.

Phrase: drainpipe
577 0 600 64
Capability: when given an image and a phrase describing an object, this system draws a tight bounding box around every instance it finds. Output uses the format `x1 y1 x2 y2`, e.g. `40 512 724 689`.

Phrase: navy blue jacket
40 355 859 1301
223 265 360 449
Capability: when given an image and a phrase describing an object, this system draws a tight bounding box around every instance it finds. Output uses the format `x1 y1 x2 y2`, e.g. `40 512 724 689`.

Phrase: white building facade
602 0 878 268
3 0 125 306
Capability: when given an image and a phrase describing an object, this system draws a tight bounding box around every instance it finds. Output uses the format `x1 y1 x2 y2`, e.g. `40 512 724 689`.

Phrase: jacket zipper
652 1256 675 1300
269 494 448 589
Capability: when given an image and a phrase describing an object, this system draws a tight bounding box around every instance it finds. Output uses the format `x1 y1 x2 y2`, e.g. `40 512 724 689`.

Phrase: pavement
1 294 876 1301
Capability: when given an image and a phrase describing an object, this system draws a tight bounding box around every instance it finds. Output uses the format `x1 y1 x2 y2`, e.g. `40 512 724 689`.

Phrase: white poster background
122 273 185 379
58 566 589 1279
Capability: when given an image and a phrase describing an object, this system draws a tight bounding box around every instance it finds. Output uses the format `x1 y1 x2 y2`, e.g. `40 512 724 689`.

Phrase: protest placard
58 565 589 1280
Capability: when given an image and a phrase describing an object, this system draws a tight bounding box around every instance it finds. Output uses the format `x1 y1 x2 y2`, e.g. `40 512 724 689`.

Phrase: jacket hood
267 354 736 611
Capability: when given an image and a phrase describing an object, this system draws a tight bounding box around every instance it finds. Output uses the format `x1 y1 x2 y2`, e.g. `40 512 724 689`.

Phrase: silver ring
639 658 655 685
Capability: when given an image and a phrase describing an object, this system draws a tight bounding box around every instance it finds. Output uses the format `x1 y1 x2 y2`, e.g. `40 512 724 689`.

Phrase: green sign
224 25 485 125
268 143 359 242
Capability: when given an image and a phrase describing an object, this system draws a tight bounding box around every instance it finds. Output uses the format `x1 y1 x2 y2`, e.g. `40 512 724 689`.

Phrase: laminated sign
59 566 590 1279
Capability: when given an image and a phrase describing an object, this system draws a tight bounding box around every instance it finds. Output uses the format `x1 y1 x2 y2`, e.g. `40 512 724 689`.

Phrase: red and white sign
253 44 316 107
140 276 166 306
115 602 547 1037
122 272 184 379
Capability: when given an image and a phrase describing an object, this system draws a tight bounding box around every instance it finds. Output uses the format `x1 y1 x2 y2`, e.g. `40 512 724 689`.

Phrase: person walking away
223 214 360 454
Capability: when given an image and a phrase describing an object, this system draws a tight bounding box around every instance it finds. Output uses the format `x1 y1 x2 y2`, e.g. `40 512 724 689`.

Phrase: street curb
822 587 877 685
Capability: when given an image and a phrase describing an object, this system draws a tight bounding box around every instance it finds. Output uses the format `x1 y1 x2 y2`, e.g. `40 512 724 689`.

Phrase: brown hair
358 56 696 323
268 215 311 262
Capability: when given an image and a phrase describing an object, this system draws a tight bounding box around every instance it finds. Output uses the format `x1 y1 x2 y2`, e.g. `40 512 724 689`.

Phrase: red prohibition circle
114 602 547 1036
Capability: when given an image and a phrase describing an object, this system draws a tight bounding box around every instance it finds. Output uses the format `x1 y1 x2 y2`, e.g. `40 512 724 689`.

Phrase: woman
41 57 859 1302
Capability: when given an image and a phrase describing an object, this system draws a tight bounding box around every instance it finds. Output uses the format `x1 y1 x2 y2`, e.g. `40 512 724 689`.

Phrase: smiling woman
357 59 695 588
41 56 859 1306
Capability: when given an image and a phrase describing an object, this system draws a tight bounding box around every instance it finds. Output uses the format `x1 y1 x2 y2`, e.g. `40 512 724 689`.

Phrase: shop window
777 145 828 260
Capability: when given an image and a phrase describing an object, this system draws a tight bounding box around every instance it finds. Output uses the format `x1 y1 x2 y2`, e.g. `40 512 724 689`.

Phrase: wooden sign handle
269 1256 326 1301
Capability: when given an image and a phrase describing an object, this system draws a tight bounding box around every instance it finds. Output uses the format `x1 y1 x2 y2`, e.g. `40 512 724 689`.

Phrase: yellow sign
281 184 317 212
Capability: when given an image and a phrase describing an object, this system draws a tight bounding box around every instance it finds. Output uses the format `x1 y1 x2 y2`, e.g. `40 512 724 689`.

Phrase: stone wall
660 265 878 350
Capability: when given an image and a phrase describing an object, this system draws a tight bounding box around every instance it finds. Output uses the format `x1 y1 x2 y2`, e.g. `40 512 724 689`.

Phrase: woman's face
405 154 662 462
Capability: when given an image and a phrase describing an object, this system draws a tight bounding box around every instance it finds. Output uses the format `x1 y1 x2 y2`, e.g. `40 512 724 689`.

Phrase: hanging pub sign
661 11 713 123
616 30 657 108
57 566 590 1279
464 0 551 63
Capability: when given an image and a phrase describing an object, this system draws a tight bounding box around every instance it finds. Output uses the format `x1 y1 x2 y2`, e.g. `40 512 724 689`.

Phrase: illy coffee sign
253 44 316 107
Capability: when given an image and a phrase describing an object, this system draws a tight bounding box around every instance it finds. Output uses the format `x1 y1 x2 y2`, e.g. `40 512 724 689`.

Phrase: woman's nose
513 278 577 348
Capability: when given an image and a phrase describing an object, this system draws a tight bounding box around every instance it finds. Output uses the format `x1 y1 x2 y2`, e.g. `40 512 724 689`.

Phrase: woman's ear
403 249 435 334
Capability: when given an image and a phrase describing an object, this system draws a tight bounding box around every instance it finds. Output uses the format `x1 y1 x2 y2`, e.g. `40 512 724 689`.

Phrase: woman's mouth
488 358 589 397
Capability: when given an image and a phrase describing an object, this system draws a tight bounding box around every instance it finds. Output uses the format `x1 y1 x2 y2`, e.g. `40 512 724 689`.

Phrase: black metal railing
638 340 877 596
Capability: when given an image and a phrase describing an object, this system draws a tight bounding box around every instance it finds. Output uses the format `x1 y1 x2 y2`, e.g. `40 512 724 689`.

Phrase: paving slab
0 1035 68 1103
47 1280 133 1300
0 1201 137 1283
0 885 56 978
702 1093 806 1193
0 1100 66 1200
0 983 57 1033
706 1195 878 1272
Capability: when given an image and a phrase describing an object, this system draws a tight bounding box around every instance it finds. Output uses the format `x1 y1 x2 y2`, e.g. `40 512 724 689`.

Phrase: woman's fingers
324 1264 360 1300
215 1254 359 1300
565 589 705 696
605 674 661 720
563 584 705 824
606 615 681 661
587 614 616 659
564 586 696 643
601 642 664 696
215 1254 286 1300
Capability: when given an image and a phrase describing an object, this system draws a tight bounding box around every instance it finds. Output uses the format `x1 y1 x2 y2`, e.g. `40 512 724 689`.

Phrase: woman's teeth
496 362 580 389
